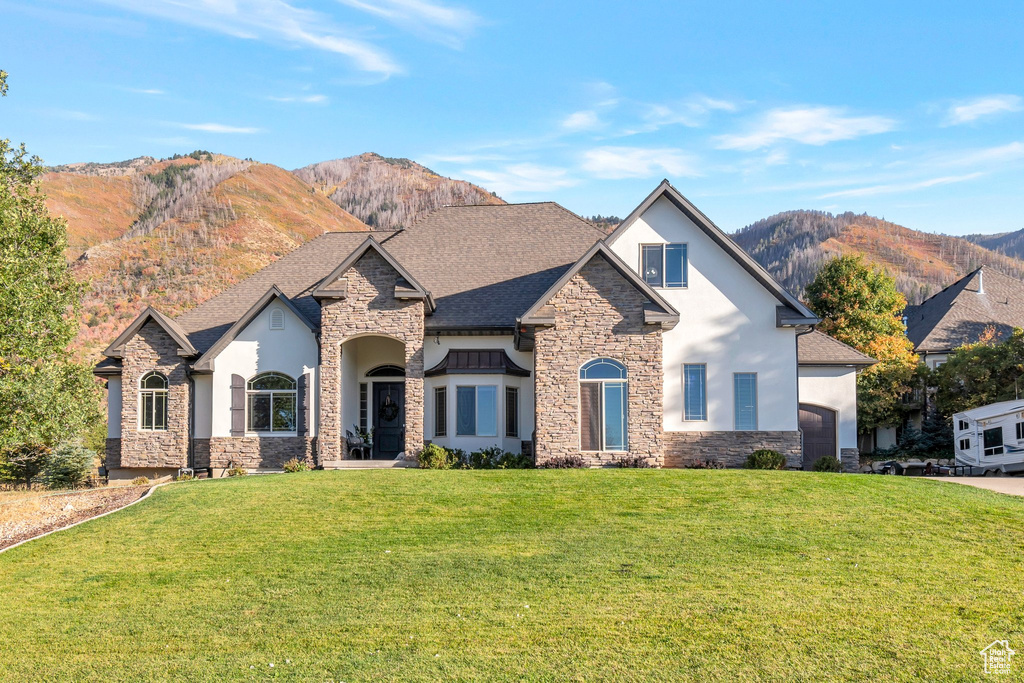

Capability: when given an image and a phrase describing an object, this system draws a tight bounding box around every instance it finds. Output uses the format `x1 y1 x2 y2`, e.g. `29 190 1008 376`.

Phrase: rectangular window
958 419 969 431
734 373 758 430
434 386 447 437
959 438 971 451
505 386 519 438
983 427 1004 457
579 381 627 452
1017 422 1024 441
640 243 687 288
456 386 497 437
141 393 154 430
359 383 368 432
684 364 707 421
247 394 272 432
580 382 601 451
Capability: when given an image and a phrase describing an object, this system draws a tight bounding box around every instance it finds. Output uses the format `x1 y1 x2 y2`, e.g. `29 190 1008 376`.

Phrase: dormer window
270 308 285 330
640 243 687 288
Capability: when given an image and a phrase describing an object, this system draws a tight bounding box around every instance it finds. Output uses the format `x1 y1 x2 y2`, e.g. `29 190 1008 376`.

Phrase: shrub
812 456 842 473
745 449 786 470
0 443 52 487
418 443 459 469
44 443 95 489
683 459 725 469
497 451 533 469
538 455 586 469
227 466 247 477
131 476 150 486
614 455 653 468
282 458 311 473
175 472 195 482
467 446 533 469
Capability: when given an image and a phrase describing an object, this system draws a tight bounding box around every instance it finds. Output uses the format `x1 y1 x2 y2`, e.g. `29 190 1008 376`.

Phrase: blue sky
2 0 1022 234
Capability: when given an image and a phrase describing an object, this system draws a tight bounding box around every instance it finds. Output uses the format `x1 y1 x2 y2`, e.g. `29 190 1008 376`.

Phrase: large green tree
934 327 1024 417
805 254 920 432
0 69 100 448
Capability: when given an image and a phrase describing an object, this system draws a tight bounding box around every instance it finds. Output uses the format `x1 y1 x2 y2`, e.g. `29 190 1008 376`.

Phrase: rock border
0 483 164 555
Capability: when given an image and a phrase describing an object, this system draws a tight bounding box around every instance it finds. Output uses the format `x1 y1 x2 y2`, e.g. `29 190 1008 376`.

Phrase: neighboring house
95 180 873 478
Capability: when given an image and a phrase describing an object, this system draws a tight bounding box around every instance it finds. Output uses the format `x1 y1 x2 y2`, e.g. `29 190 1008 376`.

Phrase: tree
0 69 101 449
934 327 1024 417
805 255 919 432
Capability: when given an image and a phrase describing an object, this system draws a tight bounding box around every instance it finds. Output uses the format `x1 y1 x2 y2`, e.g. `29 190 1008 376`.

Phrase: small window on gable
270 308 285 331
640 243 687 288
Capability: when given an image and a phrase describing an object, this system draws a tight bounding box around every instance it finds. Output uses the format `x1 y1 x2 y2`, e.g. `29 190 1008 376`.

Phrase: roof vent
978 269 985 295
270 308 285 330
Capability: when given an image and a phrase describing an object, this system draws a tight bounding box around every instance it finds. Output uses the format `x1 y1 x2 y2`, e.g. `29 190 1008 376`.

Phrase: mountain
733 210 1024 305
293 152 504 230
962 228 1024 260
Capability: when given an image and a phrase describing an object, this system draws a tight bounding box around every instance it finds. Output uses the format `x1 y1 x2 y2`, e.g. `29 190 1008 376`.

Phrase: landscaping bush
745 449 786 470
175 472 195 481
683 459 725 469
43 443 95 489
282 458 311 473
812 456 842 473
468 446 533 469
418 443 459 469
131 476 150 486
227 466 247 477
614 455 653 468
0 443 52 487
538 455 586 469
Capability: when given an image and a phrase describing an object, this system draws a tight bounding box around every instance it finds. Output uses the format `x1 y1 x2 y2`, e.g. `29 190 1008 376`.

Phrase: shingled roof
797 330 875 367
905 267 1024 353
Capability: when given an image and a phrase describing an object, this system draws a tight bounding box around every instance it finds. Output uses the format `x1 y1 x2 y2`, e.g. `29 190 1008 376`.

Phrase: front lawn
1 470 1022 681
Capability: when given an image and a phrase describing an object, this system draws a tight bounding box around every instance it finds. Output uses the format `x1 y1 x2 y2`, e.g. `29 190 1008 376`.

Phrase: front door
800 403 837 470
372 382 405 459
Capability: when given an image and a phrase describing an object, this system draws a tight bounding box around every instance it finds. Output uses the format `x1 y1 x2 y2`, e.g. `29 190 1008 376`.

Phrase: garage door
799 404 837 470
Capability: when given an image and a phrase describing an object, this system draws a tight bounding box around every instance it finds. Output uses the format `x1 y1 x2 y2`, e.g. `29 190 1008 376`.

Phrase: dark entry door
800 403 837 470
372 382 405 459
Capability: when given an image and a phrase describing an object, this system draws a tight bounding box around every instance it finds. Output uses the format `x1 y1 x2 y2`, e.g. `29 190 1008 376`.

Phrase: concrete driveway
933 476 1024 497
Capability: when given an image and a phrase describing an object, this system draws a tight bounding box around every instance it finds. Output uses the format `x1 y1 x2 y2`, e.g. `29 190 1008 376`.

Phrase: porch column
317 300 344 466
404 337 425 457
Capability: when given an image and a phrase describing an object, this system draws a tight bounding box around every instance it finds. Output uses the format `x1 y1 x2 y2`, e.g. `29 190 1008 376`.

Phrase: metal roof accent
424 349 531 377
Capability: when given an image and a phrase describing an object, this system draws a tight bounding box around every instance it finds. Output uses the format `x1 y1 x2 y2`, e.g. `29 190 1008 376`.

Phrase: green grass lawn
1 470 1023 681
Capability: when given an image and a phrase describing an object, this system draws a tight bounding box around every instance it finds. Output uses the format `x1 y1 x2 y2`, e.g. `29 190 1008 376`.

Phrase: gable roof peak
104 306 198 359
311 235 435 311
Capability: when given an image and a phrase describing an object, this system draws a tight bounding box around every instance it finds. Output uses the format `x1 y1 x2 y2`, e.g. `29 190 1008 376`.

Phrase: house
95 180 873 478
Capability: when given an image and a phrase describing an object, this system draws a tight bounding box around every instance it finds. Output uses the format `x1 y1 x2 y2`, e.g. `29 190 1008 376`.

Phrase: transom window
139 371 168 431
641 243 687 288
366 364 405 377
247 372 297 433
983 427 1004 457
579 359 627 452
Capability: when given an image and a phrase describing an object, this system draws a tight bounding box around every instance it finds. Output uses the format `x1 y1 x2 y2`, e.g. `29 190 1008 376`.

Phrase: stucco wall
608 196 799 433
798 365 859 452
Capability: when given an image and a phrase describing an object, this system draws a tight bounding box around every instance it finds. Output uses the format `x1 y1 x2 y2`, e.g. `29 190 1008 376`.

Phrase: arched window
365 364 405 377
579 359 627 452
247 372 296 433
139 371 168 431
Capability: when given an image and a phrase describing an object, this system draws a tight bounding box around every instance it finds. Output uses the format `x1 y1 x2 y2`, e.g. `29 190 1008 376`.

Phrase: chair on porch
345 430 371 460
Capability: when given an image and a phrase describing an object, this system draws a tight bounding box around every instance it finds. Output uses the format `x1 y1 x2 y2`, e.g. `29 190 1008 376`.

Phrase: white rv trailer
953 400 1024 475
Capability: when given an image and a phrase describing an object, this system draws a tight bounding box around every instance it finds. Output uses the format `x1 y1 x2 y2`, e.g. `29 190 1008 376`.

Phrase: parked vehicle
953 400 1024 475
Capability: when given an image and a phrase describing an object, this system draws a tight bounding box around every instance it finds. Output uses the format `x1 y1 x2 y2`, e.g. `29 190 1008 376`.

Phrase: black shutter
297 373 310 436
230 374 245 436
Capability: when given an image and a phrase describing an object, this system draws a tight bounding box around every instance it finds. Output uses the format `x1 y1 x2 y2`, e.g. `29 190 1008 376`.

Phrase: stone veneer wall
318 249 425 463
663 431 803 469
840 447 859 473
119 321 189 469
533 254 663 467
194 437 316 471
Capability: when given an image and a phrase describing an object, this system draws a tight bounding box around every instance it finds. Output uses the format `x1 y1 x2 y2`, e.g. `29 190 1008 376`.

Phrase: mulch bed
0 486 150 551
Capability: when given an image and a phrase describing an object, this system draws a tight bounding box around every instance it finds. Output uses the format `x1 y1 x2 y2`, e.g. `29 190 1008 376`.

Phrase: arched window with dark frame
365 364 405 377
139 371 168 431
579 359 627 452
247 372 297 433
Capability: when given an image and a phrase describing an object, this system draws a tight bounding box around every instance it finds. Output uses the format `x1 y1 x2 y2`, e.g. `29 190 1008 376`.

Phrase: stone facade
195 437 316 471
318 249 425 464
663 431 804 469
104 438 122 469
840 447 859 473
533 254 664 467
119 321 189 469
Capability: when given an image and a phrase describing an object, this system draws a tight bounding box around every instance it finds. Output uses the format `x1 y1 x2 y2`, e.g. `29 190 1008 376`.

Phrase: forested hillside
733 210 1024 304
963 228 1024 260
293 152 504 229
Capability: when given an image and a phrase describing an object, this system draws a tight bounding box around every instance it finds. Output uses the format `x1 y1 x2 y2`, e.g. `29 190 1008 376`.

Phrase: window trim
683 363 708 422
455 384 498 437
138 371 169 431
639 242 688 289
246 371 298 434
733 372 758 431
578 359 628 453
434 386 447 438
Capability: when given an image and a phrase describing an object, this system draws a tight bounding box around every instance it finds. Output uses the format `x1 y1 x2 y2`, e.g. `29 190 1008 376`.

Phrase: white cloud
336 0 481 47
127 87 165 95
98 0 402 76
581 146 700 179
716 106 896 150
461 164 576 194
46 109 99 121
177 122 262 134
937 141 1024 167
268 94 329 104
561 110 600 131
946 95 1023 125
818 172 984 199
